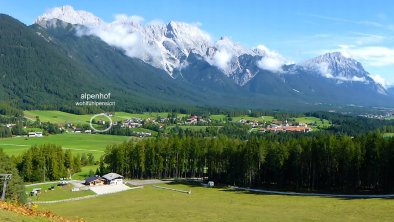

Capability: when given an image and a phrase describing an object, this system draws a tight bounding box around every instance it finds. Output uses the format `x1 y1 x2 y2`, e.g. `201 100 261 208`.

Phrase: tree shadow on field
158 180 394 201
219 187 394 201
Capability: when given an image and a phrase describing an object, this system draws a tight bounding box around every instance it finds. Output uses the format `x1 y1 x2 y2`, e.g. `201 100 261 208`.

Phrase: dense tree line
16 145 82 182
308 111 394 136
100 133 394 193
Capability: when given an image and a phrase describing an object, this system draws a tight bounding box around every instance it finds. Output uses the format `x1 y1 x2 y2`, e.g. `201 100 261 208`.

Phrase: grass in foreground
0 209 54 222
0 133 131 158
42 183 394 222
0 201 79 222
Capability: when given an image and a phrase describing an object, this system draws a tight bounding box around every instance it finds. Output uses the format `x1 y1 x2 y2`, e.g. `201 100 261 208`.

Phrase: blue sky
1 0 393 86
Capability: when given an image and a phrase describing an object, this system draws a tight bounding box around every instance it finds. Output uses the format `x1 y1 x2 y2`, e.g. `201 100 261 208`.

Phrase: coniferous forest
99 133 394 193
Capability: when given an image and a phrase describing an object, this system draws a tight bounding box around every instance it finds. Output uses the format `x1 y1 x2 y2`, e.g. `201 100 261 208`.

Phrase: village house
186 115 198 124
84 129 92 134
74 128 82 133
28 132 43 137
84 175 105 186
262 124 311 133
102 173 124 185
122 118 143 128
136 131 152 137
6 123 16 128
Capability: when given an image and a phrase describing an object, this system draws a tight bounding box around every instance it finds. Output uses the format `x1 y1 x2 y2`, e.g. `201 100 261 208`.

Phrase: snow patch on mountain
300 52 388 94
207 37 254 75
35 6 387 92
35 6 287 83
370 74 388 89
35 5 103 27
301 52 371 82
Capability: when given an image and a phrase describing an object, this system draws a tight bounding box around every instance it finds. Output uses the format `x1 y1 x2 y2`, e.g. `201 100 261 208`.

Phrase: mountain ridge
35 5 387 95
0 11 393 111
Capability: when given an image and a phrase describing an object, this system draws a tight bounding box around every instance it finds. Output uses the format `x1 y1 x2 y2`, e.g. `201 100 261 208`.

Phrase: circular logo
89 113 113 133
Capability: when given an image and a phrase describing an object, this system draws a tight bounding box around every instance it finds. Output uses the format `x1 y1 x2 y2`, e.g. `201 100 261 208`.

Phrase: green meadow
384 133 394 138
42 183 394 222
24 110 188 125
293 116 332 129
0 133 131 158
72 165 99 180
232 115 275 122
26 183 95 202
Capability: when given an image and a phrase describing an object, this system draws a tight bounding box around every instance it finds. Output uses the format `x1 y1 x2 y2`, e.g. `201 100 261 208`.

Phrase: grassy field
0 210 54 222
26 183 95 202
72 165 99 180
210 114 227 121
384 133 394 138
232 115 275 122
41 183 394 222
115 112 188 119
0 133 131 158
24 110 188 125
293 117 331 129
165 125 209 132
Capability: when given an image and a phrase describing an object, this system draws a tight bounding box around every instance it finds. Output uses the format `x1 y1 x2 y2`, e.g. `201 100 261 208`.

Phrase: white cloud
212 49 232 71
337 45 394 67
314 62 367 82
208 37 248 73
77 14 163 66
370 74 388 88
256 45 288 73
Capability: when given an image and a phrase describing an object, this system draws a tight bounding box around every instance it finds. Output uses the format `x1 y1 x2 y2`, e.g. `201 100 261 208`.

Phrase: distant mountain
388 86 394 96
34 6 282 86
0 7 393 111
299 52 387 94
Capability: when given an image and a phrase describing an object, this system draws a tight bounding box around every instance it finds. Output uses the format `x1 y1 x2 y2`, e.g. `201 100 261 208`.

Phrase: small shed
30 188 42 196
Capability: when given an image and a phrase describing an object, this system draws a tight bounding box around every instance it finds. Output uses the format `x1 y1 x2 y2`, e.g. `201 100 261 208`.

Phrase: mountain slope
0 14 216 111
0 14 106 109
30 19 254 108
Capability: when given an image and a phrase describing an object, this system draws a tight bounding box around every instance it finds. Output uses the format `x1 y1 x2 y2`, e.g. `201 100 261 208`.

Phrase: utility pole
0 174 12 201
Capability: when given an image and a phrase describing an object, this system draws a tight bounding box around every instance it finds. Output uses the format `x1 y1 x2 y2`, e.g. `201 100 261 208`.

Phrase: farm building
28 132 43 137
85 175 105 186
102 173 124 185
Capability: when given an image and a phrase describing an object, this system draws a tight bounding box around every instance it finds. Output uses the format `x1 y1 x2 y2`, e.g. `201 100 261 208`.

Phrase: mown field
0 133 131 158
42 183 394 222
72 165 99 180
24 110 188 125
293 116 332 129
232 115 275 122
